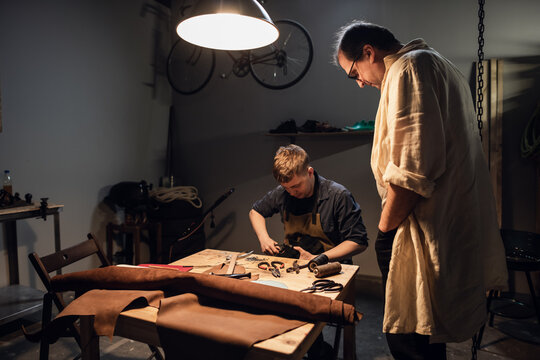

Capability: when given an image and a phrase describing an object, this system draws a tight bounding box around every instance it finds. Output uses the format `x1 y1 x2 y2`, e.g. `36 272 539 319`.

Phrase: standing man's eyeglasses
347 57 359 80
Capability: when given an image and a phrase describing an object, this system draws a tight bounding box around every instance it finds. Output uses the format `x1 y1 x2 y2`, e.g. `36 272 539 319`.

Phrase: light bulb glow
177 13 279 51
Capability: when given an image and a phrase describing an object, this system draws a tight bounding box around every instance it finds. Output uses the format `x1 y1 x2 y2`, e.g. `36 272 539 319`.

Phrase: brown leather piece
45 290 163 342
202 263 260 280
157 293 305 359
51 266 361 325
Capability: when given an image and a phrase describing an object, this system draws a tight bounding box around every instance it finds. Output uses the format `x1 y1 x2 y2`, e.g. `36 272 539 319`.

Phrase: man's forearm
324 240 366 261
249 209 269 240
249 209 281 254
378 183 421 232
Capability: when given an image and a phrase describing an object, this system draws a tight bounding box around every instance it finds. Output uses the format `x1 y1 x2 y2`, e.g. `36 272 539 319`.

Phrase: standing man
334 21 508 358
249 144 368 263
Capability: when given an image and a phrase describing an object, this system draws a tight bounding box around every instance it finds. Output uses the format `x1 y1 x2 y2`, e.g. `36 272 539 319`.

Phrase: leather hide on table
47 266 361 359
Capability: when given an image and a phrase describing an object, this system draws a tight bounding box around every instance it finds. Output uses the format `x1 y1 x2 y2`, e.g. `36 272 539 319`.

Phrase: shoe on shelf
318 121 342 133
269 119 297 133
298 120 319 133
298 120 343 133
344 120 374 131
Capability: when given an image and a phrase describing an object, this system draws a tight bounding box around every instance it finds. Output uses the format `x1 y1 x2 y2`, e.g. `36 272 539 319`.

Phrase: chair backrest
28 233 110 310
500 229 540 270
500 229 540 257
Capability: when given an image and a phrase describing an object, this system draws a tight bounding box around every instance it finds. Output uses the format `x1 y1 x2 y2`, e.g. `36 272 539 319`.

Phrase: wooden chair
24 233 164 360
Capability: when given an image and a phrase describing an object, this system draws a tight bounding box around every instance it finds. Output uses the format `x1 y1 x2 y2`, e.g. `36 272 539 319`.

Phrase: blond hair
272 144 310 183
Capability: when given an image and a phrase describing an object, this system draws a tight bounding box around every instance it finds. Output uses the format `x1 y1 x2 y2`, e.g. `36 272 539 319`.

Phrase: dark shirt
252 173 368 247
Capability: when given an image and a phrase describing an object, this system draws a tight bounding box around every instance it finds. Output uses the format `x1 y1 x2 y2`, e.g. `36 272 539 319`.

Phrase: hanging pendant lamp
177 0 279 51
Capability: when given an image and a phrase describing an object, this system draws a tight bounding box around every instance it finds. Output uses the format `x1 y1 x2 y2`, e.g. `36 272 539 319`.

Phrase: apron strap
283 173 319 225
311 175 319 225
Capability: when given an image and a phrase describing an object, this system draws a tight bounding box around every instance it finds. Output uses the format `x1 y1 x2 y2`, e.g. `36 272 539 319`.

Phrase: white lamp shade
176 0 279 51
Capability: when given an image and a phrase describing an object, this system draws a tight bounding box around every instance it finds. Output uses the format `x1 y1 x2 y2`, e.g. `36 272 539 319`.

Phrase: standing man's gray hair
333 21 401 66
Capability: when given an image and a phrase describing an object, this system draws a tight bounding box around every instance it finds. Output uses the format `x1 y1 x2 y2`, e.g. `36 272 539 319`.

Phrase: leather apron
283 179 334 254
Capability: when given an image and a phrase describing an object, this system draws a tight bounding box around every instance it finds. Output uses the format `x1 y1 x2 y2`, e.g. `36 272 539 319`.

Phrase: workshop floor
1 278 539 360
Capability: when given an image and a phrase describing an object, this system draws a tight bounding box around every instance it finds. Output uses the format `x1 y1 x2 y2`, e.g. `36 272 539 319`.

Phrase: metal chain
476 0 485 142
472 3 485 354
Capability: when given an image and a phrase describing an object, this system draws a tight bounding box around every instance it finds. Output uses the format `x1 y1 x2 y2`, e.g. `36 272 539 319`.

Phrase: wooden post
490 59 503 226
476 59 503 227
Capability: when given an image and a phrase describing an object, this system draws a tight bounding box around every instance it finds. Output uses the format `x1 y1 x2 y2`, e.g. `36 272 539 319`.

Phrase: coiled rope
150 186 202 208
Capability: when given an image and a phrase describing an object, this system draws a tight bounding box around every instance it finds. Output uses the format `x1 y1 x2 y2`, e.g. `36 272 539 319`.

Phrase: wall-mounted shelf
266 130 373 144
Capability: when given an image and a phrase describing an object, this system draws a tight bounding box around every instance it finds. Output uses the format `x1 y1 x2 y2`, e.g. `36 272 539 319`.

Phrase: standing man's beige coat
371 39 508 343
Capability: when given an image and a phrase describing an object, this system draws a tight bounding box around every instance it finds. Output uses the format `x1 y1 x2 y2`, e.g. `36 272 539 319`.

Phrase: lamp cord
476 0 485 142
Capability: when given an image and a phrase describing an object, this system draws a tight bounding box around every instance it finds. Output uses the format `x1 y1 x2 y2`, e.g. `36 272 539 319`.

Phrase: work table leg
343 280 356 360
3 221 19 285
54 212 62 274
80 316 100 360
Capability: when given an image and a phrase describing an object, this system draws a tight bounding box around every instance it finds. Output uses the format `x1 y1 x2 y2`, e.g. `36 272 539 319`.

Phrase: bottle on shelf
3 170 13 195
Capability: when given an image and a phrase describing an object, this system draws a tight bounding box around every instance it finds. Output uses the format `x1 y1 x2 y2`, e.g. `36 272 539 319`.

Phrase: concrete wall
0 0 171 288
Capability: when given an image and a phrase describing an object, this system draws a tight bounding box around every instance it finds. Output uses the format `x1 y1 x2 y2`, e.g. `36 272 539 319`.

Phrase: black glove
376 228 397 242
276 243 300 259
375 228 397 290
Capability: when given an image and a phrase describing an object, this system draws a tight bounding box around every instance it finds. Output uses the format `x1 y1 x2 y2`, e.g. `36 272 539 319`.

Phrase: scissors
258 261 285 277
300 279 343 293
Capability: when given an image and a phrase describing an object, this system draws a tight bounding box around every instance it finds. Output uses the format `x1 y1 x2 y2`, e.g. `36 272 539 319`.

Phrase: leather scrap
44 289 163 343
157 293 305 359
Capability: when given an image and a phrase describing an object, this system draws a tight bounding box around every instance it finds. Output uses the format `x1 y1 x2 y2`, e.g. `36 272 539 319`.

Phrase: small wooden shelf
266 130 373 143
0 204 63 325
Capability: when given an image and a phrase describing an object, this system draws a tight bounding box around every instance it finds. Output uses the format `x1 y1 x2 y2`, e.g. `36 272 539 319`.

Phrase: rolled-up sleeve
383 54 446 198
252 186 283 218
336 191 368 247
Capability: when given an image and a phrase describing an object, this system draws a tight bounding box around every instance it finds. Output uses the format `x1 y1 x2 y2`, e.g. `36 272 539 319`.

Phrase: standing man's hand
293 246 316 260
260 236 280 255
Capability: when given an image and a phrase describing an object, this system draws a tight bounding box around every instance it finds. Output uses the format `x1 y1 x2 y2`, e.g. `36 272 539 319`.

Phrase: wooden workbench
82 249 359 360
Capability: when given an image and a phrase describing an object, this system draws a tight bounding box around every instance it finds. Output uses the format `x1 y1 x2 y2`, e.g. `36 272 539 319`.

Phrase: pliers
286 260 309 274
258 261 285 277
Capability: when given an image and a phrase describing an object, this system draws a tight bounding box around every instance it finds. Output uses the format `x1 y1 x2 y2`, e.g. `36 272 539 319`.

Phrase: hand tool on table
300 279 343 293
286 260 309 274
226 250 253 262
258 261 285 278
226 253 238 274
313 262 342 278
209 272 252 279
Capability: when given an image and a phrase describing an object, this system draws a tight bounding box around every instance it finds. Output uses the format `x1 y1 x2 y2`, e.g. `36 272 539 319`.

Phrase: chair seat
506 256 540 272
497 229 540 324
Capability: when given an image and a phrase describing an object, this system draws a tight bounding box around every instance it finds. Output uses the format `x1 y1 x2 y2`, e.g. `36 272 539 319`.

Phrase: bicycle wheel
167 38 215 95
249 19 313 90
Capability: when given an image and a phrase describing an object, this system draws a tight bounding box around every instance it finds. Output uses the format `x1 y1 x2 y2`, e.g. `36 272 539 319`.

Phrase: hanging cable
476 0 485 142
